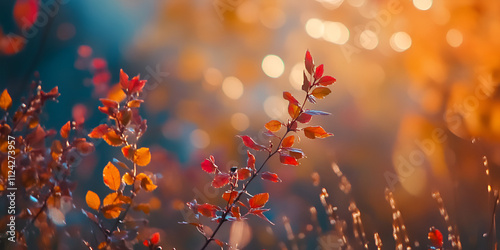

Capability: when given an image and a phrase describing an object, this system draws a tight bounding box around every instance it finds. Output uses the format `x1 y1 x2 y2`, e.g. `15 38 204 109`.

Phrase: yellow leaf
0 89 12 111
122 172 134 185
265 120 282 132
103 162 121 191
311 87 331 99
86 191 100 211
133 147 151 167
107 84 126 102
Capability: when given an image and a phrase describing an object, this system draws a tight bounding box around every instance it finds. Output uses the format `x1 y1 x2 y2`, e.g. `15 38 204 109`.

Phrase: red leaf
150 232 160 245
318 75 336 86
88 124 109 139
249 193 269 208
279 152 299 166
302 71 311 92
296 112 312 123
237 168 252 180
60 121 71 139
305 50 314 74
128 76 147 93
238 135 267 151
428 227 443 248
197 203 220 218
99 98 119 109
201 156 217 174
212 173 231 188
282 135 295 148
283 91 299 105
252 208 274 225
261 171 282 183
247 150 256 170
98 106 114 116
143 239 150 247
314 64 324 80
119 69 129 89
13 0 38 30
214 239 225 247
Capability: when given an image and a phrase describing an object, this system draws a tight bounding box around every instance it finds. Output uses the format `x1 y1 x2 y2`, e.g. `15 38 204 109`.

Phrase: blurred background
1 0 500 249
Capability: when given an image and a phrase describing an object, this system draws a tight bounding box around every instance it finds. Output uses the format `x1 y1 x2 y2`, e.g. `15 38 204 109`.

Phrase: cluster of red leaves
84 70 161 249
0 83 95 248
184 51 336 249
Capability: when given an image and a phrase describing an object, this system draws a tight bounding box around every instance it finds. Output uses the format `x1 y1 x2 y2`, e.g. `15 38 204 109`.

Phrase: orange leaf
261 171 282 183
121 145 134 159
103 193 122 207
288 102 301 119
237 168 252 180
0 89 12 111
249 193 269 208
265 120 282 132
60 121 71 139
107 84 126 102
283 91 299 105
303 126 333 139
212 173 230 188
127 99 143 108
222 190 239 204
85 191 100 211
122 172 134 185
311 87 331 99
102 204 124 219
103 162 121 191
231 206 241 219
88 124 109 139
252 208 274 225
282 135 295 147
103 130 123 146
137 173 157 191
133 147 151 166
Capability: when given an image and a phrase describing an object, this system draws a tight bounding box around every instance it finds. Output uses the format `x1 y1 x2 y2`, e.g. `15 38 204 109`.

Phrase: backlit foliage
183 51 336 249
83 70 161 249
0 82 94 248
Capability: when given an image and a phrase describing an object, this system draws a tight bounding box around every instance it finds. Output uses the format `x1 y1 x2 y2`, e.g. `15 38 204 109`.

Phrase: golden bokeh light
390 32 412 52
222 76 244 100
230 112 250 131
261 54 285 78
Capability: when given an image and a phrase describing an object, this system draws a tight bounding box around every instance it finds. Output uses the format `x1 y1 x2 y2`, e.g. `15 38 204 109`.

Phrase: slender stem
200 84 314 250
